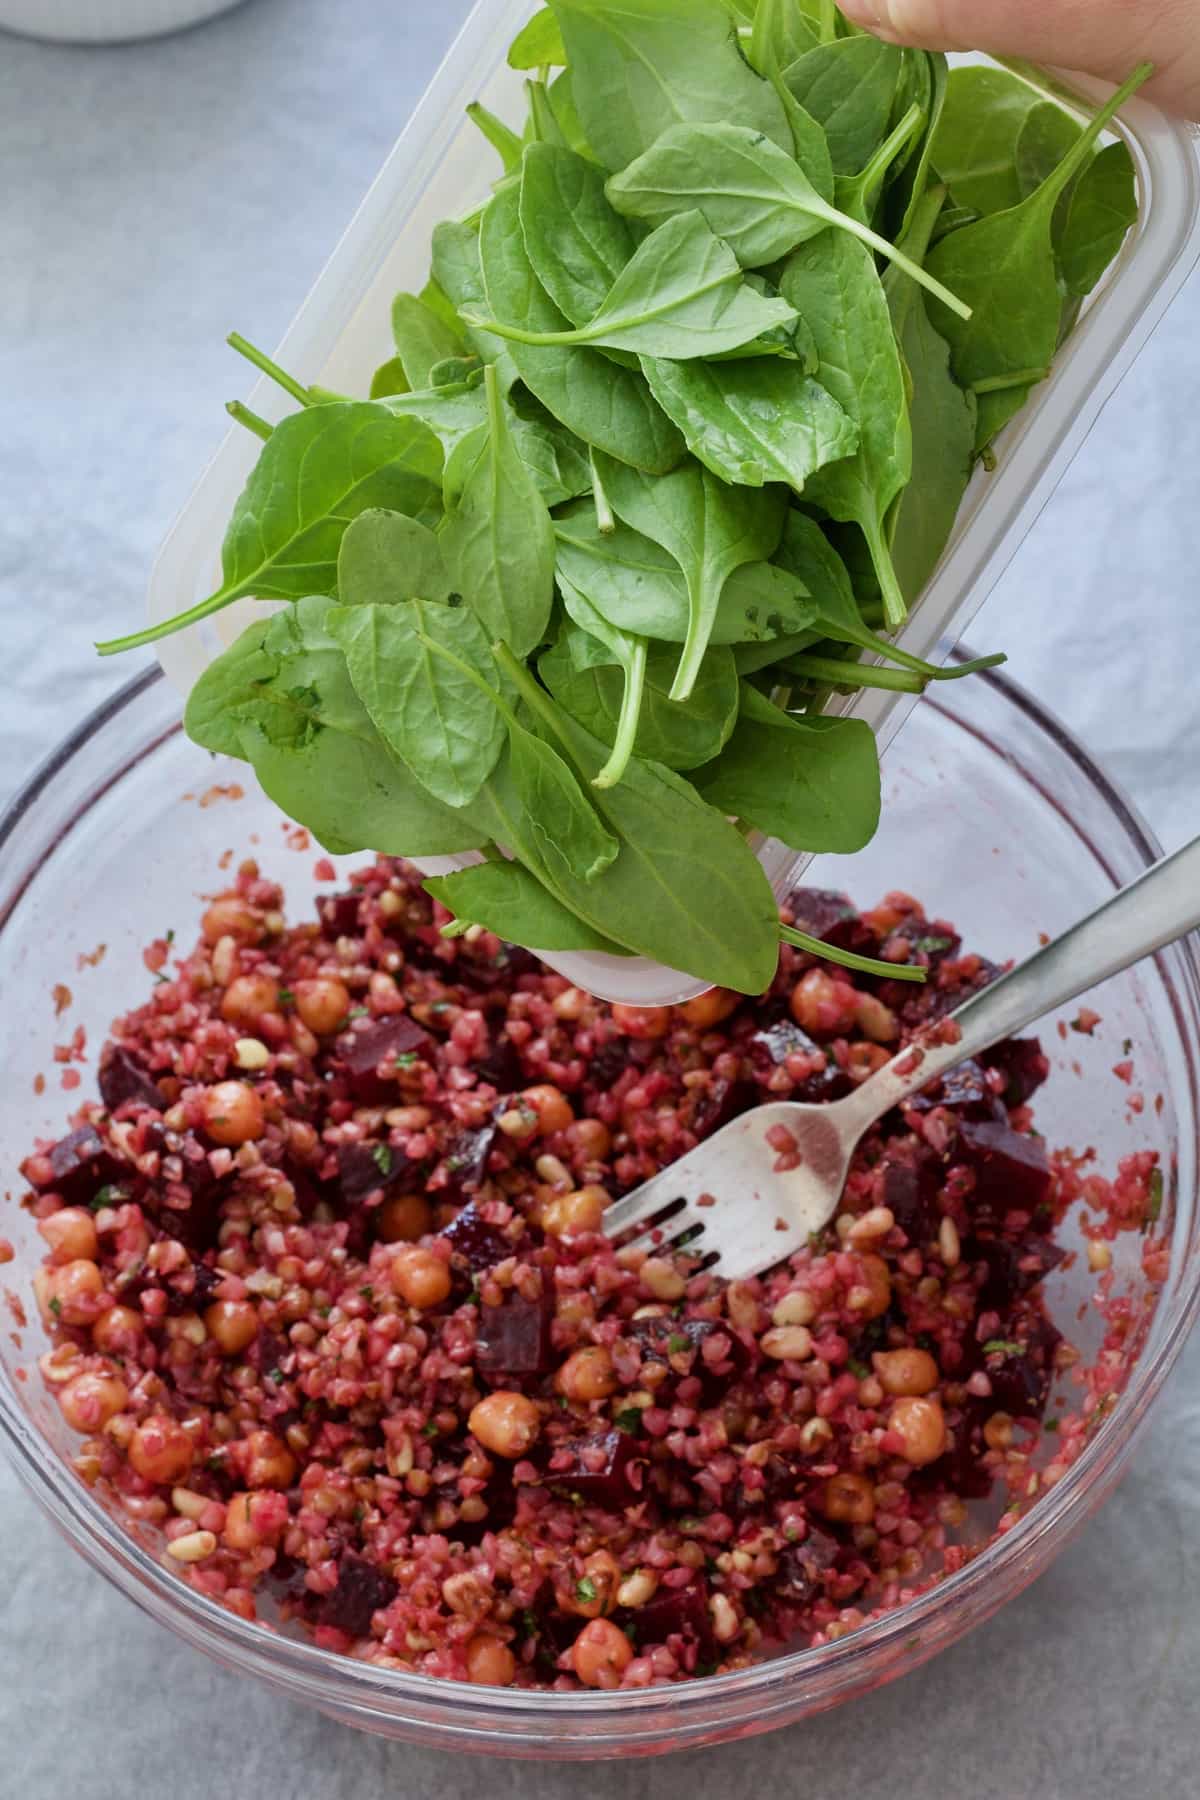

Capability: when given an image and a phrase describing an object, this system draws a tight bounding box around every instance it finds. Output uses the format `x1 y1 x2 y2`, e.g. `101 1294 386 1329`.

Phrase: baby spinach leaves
439 364 556 658
105 5 1142 991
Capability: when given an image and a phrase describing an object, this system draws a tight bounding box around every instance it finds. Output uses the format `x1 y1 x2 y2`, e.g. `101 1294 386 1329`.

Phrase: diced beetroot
316 891 362 938
880 1152 942 1245
781 888 873 953
26 1125 118 1205
319 1554 398 1638
747 1020 853 1102
687 1076 756 1139
882 918 961 966
908 1059 1005 1124
439 1123 498 1203
335 1141 421 1208
157 1143 234 1253
98 1045 165 1114
246 1327 288 1380
442 1202 516 1273
543 1429 644 1509
584 1038 636 1094
776 1527 841 1606
456 943 542 990
476 1289 554 1381
956 1119 1051 1216
982 1315 1062 1418
626 1315 752 1384
982 1037 1050 1107
973 1234 1066 1312
927 1398 994 1501
336 1015 436 1100
916 958 1004 1023
470 1036 525 1096
620 1572 713 1651
187 1262 224 1310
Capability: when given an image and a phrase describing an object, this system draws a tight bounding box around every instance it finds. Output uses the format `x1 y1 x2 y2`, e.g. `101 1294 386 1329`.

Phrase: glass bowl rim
1 662 1198 1737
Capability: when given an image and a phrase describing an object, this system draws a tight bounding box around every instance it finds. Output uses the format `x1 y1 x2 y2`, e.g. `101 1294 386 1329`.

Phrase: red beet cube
316 892 362 938
336 1015 435 1100
98 1045 165 1114
544 1429 644 1509
881 1151 942 1246
319 1554 398 1638
957 1119 1051 1216
335 1140 421 1207
776 1527 841 1606
476 1289 554 1381
621 1572 713 1651
28 1125 119 1205
982 1037 1050 1107
443 1202 516 1273
908 1059 1005 1124
439 1123 498 1202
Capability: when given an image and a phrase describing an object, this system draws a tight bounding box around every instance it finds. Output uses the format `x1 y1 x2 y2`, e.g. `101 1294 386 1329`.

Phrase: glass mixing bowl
1 663 1197 1758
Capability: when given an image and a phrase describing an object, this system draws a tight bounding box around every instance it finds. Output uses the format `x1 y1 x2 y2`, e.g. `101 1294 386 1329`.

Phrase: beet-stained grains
18 861 1162 1688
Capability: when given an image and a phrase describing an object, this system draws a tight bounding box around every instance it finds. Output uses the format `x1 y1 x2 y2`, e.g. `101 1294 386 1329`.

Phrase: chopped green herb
847 1358 870 1379
348 1005 369 1020
360 1284 375 1302
575 1576 598 1604
422 1422 441 1439
1147 1167 1164 1224
48 1297 62 1318
667 1333 691 1355
613 1407 644 1435
395 1052 419 1070
90 1184 129 1212
983 1338 1024 1357
269 1367 286 1385
1043 1418 1060 1433
372 1142 394 1176
1123 1038 1133 1056
278 988 295 1006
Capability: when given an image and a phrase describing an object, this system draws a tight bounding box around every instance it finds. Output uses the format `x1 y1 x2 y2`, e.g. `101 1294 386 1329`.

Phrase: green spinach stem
226 401 273 442
227 333 315 409
780 924 928 983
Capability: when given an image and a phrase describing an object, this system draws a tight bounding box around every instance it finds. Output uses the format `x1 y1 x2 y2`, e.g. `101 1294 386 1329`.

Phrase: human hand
836 0 1200 117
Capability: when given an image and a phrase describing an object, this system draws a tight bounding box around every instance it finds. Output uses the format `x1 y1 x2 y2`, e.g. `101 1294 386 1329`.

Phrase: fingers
836 0 1200 118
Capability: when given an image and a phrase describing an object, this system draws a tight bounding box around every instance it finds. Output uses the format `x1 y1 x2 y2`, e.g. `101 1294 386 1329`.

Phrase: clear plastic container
146 7 1200 1003
2 663 1198 1754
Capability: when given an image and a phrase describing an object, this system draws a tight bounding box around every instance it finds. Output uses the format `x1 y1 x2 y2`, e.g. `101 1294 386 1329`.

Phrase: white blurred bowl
0 0 245 42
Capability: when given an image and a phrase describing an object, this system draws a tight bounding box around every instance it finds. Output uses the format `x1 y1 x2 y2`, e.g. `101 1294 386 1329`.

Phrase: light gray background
2 2 1199 1793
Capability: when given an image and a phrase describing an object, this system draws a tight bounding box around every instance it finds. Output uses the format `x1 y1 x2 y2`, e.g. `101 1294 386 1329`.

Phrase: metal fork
603 837 1200 1280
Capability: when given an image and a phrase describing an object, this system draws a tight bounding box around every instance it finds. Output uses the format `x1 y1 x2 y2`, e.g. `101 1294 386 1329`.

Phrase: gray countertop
3 3 1199 1792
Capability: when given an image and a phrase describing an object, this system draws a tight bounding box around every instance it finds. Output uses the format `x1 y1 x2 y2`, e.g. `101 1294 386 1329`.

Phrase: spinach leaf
592 451 787 696
99 403 444 654
381 380 488 459
467 101 525 175
430 218 520 388
337 508 452 607
439 364 556 659
888 51 947 242
508 7 567 69
692 681 880 853
555 570 650 789
780 233 912 628
426 861 626 953
541 631 739 770
1014 101 1083 201
549 0 792 173
520 143 637 326
834 102 923 228
640 354 858 490
328 597 506 808
556 499 814 644
883 189 977 605
497 648 783 993
746 0 817 75
185 600 489 857
1058 140 1138 297
507 391 594 506
926 68 1149 450
606 124 969 316
510 713 622 878
930 65 1045 217
478 183 684 473
473 209 800 359
782 34 904 175
390 292 469 391
369 356 409 400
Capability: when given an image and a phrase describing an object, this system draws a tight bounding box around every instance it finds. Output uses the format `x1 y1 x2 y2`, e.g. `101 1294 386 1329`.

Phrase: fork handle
841 834 1200 1133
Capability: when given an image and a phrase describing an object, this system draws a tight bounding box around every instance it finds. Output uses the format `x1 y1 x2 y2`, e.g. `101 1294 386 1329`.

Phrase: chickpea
390 1247 452 1311
521 1084 574 1137
821 1471 876 1525
468 1391 541 1459
377 1192 432 1244
761 1326 814 1363
676 988 740 1030
640 1258 686 1303
566 1118 612 1163
204 1298 259 1357
610 1004 671 1041
58 1371 129 1433
242 1429 297 1490
223 1490 287 1551
572 1619 634 1688
854 993 899 1044
557 1345 618 1402
201 895 263 946
873 1348 939 1397
219 972 280 1027
129 1415 194 1485
849 1252 892 1321
46 1258 104 1326
563 1549 621 1619
38 1207 98 1264
464 1634 517 1687
202 1081 264 1147
542 1185 609 1238
294 977 352 1037
846 1043 892 1082
92 1305 143 1355
890 1397 946 1466
790 968 858 1037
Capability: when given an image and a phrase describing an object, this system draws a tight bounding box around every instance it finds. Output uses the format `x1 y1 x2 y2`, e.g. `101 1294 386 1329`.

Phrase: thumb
836 0 1197 117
